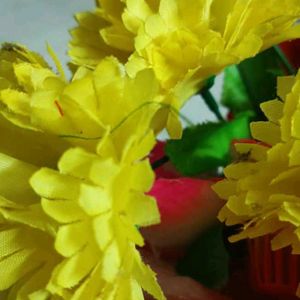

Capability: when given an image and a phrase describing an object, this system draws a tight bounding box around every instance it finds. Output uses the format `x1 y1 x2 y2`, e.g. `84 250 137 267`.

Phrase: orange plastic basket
249 235 300 299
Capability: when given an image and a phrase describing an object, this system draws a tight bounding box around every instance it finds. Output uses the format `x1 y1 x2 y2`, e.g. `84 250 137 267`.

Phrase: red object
231 138 259 145
231 138 271 149
227 112 234 121
145 141 224 250
142 178 224 249
280 39 300 69
249 235 300 299
54 100 64 117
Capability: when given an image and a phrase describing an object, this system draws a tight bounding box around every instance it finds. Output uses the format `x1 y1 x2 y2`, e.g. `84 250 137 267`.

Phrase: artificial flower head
0 44 171 143
0 43 68 132
0 61 164 299
0 53 75 298
30 130 164 299
0 44 165 299
0 150 63 299
214 72 300 298
68 0 132 66
0 98 75 299
0 131 163 299
70 0 300 103
0 43 50 90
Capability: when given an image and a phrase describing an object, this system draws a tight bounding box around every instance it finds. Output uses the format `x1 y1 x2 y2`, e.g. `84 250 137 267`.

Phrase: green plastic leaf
237 48 284 118
221 65 252 113
165 114 251 176
176 223 229 289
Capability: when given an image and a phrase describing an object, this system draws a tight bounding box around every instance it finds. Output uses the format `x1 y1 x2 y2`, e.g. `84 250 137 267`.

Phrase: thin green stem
59 100 193 141
201 89 224 121
58 134 103 140
111 101 194 132
110 101 155 134
178 111 194 126
273 45 296 75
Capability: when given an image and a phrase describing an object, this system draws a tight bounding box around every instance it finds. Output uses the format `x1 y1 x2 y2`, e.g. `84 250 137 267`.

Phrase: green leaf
165 114 251 176
221 65 252 113
176 223 229 289
237 48 284 117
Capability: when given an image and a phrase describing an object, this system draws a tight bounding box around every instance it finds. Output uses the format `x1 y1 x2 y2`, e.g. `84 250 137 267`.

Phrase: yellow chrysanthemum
70 0 300 111
0 44 174 142
0 43 50 89
0 148 63 299
0 45 165 299
69 1 183 138
0 89 75 299
68 0 132 66
214 72 300 262
30 130 164 299
0 116 164 299
214 73 300 296
0 43 68 132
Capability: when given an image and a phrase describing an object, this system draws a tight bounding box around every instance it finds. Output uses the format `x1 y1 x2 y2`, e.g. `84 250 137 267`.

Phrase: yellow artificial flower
69 0 183 138
0 43 50 90
0 149 63 300
0 44 170 143
30 130 164 299
0 97 74 299
0 43 68 132
214 72 300 297
0 45 165 299
70 0 300 136
68 0 132 66
0 110 164 300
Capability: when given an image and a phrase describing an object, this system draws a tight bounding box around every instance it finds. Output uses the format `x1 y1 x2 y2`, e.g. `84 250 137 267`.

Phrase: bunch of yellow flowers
1 0 300 299
70 0 300 137
0 45 165 300
214 71 300 296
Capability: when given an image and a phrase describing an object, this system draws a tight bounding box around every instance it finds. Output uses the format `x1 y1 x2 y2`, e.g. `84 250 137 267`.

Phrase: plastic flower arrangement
69 0 300 137
2 0 300 300
214 71 300 296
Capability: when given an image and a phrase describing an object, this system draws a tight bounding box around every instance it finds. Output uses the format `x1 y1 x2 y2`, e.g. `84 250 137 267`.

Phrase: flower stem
178 112 194 126
59 101 194 141
273 45 296 75
201 89 224 121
